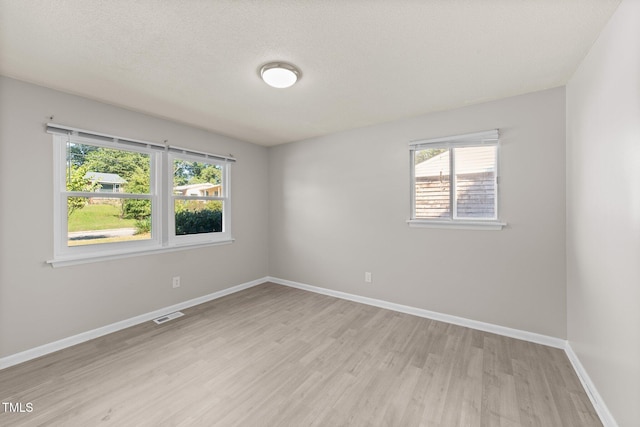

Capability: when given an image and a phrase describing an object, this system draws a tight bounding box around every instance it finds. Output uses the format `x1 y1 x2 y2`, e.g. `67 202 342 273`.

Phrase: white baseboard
565 342 619 427
267 276 566 349
0 277 267 370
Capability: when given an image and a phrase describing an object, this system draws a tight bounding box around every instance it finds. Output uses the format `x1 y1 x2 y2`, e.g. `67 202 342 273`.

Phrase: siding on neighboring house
173 183 221 197
415 146 495 218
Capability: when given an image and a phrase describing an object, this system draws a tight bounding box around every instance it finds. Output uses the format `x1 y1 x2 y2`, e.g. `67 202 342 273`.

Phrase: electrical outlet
365 272 372 283
172 276 181 288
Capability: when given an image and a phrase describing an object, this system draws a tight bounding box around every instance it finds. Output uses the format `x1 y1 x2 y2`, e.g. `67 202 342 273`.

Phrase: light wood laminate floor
0 282 601 426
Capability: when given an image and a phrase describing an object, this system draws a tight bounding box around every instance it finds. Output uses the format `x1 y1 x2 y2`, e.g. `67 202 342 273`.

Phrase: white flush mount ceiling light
260 62 301 88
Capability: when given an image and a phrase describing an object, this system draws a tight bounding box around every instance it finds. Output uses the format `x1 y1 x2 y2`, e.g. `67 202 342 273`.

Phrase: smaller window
409 130 505 229
169 153 231 245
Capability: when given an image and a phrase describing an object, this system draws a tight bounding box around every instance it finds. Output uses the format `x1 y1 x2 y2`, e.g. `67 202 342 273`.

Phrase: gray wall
0 77 269 358
269 88 567 338
566 0 640 424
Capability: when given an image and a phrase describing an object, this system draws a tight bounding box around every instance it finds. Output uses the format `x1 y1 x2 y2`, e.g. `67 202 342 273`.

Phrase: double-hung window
169 150 231 246
49 124 234 266
408 129 505 229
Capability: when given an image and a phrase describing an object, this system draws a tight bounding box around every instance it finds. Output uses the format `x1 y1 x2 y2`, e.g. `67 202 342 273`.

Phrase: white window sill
407 219 506 230
47 239 235 268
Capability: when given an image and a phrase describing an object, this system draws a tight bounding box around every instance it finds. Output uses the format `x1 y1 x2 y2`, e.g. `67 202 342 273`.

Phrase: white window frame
168 151 232 247
408 129 506 230
48 124 235 267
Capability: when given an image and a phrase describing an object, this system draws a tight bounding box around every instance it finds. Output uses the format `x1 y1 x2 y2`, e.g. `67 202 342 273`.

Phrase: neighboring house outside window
84 172 127 193
174 183 222 198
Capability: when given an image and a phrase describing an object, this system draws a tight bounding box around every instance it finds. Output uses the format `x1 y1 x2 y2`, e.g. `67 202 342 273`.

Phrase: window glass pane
454 146 497 219
175 200 223 235
414 148 450 218
173 160 223 196
67 197 151 246
66 142 150 194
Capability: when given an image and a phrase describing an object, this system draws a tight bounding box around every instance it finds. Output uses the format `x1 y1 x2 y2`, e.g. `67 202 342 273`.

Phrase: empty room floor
0 283 601 426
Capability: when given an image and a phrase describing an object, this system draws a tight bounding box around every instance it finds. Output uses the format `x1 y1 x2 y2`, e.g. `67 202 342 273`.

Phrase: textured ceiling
0 0 620 146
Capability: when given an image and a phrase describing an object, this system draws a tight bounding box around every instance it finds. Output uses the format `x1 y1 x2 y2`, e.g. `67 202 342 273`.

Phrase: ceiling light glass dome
260 62 301 88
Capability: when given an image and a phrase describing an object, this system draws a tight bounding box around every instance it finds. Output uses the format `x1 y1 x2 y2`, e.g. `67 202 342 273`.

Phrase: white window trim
406 219 506 230
408 129 506 230
47 124 235 267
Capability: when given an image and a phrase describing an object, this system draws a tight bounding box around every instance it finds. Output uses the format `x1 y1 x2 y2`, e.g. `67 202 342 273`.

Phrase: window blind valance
168 146 236 163
409 129 499 150
46 123 236 163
